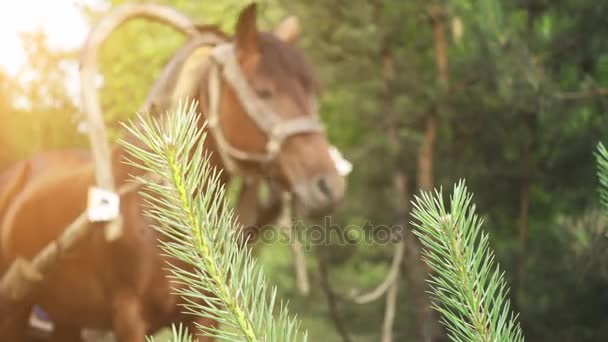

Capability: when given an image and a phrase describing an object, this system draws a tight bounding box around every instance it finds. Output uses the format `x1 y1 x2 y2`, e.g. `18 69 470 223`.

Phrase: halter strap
206 43 324 176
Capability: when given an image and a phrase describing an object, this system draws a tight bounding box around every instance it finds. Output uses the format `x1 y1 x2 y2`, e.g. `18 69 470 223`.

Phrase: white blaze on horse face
278 134 347 218
329 146 352 177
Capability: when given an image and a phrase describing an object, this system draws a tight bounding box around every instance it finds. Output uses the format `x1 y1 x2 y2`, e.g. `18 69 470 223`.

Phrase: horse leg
111 293 147 342
48 323 82 342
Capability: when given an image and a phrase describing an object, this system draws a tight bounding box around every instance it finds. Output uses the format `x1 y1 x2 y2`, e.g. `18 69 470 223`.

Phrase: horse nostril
317 176 333 200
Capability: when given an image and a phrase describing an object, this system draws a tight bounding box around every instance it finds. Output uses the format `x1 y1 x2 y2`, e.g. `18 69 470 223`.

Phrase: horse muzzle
292 172 346 218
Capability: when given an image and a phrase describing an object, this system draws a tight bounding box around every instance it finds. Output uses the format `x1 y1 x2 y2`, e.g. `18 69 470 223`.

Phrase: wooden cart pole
0 3 199 331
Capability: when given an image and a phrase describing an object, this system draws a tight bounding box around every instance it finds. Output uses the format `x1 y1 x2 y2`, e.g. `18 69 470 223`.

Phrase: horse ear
274 16 300 44
235 3 260 61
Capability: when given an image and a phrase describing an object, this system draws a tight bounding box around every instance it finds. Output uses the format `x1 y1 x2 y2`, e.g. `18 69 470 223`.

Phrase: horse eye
256 89 273 100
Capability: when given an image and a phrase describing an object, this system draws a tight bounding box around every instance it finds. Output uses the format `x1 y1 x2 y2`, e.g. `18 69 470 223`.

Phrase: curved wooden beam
80 3 198 191
79 3 198 240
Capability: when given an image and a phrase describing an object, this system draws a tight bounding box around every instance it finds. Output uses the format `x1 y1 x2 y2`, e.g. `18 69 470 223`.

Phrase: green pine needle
595 142 608 211
411 180 524 342
120 100 306 342
147 324 193 342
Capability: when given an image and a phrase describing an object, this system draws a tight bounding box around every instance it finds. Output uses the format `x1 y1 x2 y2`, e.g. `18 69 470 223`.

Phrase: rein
205 44 324 176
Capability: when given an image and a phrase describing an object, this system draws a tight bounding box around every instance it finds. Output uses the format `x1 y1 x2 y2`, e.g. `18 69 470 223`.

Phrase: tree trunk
515 136 532 309
318 254 352 342
516 178 530 303
417 114 438 191
518 179 530 253
384 126 407 342
383 25 442 342
419 3 448 193
407 5 452 342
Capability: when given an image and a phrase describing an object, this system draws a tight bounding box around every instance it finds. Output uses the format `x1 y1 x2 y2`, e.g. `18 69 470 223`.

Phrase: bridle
205 43 324 176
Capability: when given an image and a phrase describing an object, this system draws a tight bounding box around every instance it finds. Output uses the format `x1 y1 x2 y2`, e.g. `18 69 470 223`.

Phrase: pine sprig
411 180 524 342
120 100 306 342
147 324 193 342
595 142 608 211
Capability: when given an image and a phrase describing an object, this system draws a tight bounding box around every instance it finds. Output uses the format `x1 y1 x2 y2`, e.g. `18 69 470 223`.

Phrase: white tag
329 146 353 177
87 187 120 222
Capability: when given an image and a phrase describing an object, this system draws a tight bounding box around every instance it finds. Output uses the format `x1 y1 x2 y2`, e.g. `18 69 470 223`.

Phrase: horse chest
34 222 181 329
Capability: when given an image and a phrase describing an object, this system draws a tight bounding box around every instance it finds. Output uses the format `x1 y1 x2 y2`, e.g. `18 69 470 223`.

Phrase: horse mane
257 32 322 95
140 32 228 116
139 25 321 121
195 24 230 40
196 23 321 96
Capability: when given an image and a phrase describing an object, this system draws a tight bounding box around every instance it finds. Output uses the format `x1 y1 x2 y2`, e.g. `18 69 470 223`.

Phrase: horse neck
192 64 233 186
109 39 234 188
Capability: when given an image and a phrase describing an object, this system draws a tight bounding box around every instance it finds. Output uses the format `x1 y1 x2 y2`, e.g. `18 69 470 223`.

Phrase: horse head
203 4 346 218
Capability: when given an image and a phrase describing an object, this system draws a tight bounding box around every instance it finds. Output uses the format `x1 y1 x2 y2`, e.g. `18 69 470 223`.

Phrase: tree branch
556 88 608 100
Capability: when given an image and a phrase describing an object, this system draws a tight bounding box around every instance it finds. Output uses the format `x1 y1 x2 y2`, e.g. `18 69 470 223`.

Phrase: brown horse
0 150 91 276
0 3 345 341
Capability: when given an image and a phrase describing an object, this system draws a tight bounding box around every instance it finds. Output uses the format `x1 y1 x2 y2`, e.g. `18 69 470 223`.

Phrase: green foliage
267 0 608 339
0 31 86 167
411 181 524 342
121 100 306 342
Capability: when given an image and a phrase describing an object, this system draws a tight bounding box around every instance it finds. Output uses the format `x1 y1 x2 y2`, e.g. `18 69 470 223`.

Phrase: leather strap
206 43 324 176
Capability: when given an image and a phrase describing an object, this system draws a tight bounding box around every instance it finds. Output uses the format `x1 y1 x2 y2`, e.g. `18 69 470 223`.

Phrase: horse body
0 150 91 274
1 152 215 341
0 4 345 341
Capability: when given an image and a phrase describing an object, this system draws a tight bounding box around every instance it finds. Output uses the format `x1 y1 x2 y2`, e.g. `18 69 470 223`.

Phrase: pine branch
411 180 524 342
595 142 608 211
147 324 193 342
120 100 306 342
